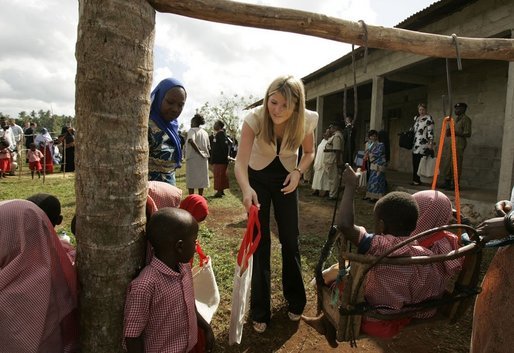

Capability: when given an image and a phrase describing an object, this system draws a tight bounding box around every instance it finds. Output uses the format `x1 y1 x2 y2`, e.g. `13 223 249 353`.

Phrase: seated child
27 142 44 179
124 207 214 353
27 193 76 264
0 137 11 178
412 190 463 289
335 165 447 338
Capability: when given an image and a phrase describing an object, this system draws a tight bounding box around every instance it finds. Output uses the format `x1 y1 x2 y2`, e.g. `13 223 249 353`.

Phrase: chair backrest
317 224 483 343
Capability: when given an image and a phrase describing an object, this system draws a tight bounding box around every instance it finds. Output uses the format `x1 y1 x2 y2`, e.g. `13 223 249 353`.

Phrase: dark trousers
248 158 306 324
412 153 423 183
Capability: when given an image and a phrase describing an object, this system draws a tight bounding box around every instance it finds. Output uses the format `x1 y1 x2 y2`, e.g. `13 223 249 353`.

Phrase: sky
0 0 436 127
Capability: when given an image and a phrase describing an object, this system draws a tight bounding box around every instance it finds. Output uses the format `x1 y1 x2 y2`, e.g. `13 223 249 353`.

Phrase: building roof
302 0 477 83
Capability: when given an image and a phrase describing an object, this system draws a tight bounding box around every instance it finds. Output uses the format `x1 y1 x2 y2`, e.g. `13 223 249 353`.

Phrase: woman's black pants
248 160 306 324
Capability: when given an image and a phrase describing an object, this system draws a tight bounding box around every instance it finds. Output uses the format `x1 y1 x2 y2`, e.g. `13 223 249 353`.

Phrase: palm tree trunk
75 1 155 351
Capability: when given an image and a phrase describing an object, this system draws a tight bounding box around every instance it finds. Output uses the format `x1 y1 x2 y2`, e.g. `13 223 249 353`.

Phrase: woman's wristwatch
293 167 303 175
504 211 514 234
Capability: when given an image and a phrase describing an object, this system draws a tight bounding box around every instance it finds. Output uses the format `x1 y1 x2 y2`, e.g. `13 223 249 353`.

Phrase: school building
302 0 514 202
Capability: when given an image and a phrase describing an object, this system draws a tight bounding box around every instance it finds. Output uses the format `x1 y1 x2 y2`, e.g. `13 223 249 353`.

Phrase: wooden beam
148 0 514 61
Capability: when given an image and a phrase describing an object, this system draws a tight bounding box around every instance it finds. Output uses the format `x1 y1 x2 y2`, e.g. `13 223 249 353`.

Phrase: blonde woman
235 75 318 333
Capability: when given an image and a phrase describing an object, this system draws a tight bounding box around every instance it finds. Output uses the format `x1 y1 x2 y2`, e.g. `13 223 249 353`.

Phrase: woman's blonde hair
259 75 306 150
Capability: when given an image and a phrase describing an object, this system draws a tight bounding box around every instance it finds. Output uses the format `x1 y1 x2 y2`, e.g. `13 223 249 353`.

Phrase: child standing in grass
124 207 214 353
27 142 44 179
0 137 11 178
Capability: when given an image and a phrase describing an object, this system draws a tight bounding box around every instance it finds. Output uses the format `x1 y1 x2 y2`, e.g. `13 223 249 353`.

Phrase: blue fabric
358 232 375 254
148 170 176 186
366 142 387 198
461 232 514 248
149 78 185 166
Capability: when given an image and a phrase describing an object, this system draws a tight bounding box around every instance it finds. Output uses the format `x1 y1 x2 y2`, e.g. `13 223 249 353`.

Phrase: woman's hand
494 200 512 216
242 186 260 212
281 170 301 194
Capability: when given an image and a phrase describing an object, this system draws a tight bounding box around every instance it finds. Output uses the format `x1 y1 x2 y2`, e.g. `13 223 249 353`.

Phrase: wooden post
148 0 514 61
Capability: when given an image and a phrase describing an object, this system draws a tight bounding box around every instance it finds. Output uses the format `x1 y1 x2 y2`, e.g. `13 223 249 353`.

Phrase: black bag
398 129 414 150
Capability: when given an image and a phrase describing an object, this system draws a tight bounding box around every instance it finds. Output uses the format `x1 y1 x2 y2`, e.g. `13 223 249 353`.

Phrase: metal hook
452 33 462 71
358 20 369 73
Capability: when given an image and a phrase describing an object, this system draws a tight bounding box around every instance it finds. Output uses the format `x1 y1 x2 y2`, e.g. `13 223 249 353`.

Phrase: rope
343 84 347 119
351 45 358 121
432 116 462 227
451 34 463 71
358 20 369 73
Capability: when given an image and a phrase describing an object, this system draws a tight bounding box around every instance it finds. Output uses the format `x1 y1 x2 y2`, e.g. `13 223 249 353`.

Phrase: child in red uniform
124 208 214 353
27 142 44 179
337 165 447 338
0 137 11 178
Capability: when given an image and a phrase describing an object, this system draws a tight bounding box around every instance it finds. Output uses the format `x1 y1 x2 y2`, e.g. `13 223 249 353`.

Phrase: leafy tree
196 91 255 138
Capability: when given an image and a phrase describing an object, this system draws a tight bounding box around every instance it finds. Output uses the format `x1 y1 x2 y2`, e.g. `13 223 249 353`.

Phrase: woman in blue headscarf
148 78 187 185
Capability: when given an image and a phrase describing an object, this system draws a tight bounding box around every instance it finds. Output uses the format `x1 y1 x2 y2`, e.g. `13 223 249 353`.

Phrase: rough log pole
148 0 514 61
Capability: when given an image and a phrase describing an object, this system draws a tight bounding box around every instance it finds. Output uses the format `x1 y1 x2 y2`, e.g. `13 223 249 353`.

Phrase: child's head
29 142 37 151
147 208 198 266
374 191 418 236
179 195 209 222
0 137 8 149
412 190 452 235
367 129 378 141
26 193 63 227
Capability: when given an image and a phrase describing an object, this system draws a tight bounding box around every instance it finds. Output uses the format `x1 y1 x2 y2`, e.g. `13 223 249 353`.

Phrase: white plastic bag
417 156 436 178
192 242 220 324
228 205 261 345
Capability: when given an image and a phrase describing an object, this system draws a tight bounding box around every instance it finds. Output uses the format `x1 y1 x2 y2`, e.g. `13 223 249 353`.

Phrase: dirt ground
206 183 480 353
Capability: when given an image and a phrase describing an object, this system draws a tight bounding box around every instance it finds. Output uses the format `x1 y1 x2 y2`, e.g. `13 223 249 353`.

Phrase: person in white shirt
0 117 17 175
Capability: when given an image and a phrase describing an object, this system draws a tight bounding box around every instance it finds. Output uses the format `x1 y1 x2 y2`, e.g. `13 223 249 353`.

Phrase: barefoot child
124 207 214 353
27 142 44 179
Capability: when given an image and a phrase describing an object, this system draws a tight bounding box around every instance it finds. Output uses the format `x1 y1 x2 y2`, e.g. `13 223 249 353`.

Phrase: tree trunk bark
75 1 155 351
148 0 514 61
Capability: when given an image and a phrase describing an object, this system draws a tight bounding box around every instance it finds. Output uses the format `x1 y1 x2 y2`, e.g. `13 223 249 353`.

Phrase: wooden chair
315 224 483 345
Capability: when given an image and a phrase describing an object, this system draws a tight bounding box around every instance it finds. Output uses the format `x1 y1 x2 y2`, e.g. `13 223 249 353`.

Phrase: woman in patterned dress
148 78 187 186
411 103 434 185
365 130 387 202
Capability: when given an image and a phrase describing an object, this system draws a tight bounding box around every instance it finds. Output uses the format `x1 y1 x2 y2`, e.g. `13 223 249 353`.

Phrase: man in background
324 120 344 200
440 103 472 190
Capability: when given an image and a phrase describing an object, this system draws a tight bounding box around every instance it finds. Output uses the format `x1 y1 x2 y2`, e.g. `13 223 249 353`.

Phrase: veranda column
370 75 384 130
498 58 514 200
316 95 325 142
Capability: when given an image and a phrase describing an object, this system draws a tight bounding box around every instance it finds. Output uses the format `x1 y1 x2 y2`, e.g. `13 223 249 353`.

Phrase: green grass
0 172 77 236
1 163 334 351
